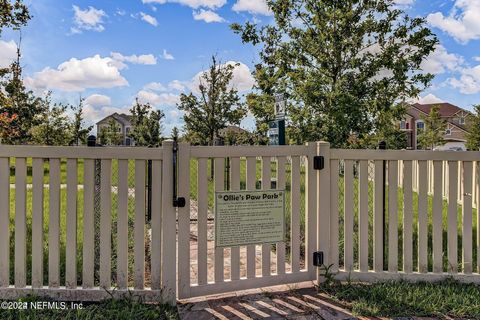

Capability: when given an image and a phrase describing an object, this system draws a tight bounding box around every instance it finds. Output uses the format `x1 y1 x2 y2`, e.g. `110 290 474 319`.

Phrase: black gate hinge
313 156 324 170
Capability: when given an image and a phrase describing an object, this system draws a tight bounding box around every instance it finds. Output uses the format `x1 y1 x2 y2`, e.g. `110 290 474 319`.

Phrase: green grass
322 279 480 318
8 183 144 288
0 296 178 320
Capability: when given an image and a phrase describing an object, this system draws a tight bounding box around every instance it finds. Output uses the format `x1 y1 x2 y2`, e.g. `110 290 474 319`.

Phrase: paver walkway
178 282 356 319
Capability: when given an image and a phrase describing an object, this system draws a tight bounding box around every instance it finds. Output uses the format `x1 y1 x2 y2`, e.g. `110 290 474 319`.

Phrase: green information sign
215 190 286 248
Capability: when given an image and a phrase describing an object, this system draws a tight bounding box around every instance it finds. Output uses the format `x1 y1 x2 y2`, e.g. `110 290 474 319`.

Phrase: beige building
96 113 134 146
400 103 471 150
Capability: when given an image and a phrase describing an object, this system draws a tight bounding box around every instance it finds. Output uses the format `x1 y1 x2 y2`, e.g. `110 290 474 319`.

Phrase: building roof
411 103 466 117
219 126 248 136
408 102 470 133
96 113 132 126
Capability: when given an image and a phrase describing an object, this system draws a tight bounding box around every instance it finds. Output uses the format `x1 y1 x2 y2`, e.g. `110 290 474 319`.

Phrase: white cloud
193 9 225 23
449 65 480 94
394 0 414 4
427 0 480 43
137 90 180 106
162 49 175 60
474 56 480 62
142 0 226 9
84 105 131 124
190 61 255 92
0 40 17 68
420 44 463 74
415 94 444 104
232 0 272 15
71 5 107 34
25 55 128 92
144 80 186 92
168 80 185 91
111 52 157 65
85 94 112 107
140 12 158 26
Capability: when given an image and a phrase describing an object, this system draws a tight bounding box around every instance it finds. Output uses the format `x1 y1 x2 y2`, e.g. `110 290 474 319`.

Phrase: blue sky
0 0 479 135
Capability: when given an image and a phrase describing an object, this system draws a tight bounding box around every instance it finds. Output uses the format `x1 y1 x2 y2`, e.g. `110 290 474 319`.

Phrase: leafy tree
232 0 437 147
417 105 446 150
466 105 480 151
171 126 180 141
356 104 408 149
0 45 45 144
178 56 246 146
0 0 30 35
0 111 18 143
0 1 33 144
70 97 93 145
129 99 165 147
98 118 123 146
29 93 73 146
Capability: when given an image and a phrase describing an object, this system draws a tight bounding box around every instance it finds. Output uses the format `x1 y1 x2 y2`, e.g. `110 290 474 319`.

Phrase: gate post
317 142 331 284
177 142 191 299
161 140 177 305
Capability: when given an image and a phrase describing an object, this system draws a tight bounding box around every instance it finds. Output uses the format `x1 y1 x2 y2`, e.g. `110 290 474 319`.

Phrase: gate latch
313 156 324 170
313 251 324 267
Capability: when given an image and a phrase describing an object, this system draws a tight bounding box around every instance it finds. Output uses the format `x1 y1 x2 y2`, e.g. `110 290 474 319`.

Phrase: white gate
176 142 326 299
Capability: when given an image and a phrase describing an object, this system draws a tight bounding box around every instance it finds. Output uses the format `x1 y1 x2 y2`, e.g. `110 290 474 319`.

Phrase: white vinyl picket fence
329 148 480 282
1 142 480 303
0 143 177 304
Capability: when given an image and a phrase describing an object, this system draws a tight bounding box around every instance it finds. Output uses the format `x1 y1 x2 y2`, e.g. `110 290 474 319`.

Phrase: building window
459 117 465 125
400 120 406 129
445 129 452 135
416 121 425 131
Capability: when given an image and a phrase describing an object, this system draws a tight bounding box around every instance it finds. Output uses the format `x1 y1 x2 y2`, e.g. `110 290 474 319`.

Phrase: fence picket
214 158 225 283
261 156 272 277
358 160 368 272
0 158 8 288
134 160 146 289
448 161 458 273
330 160 340 272
100 159 112 289
418 161 428 273
276 157 287 275
374 160 384 272
344 160 354 271
151 160 162 290
388 160 398 273
31 158 44 288
49 158 61 288
477 162 480 273
403 161 413 273
197 158 208 285
230 157 241 280
66 159 78 289
433 161 443 273
117 160 129 289
291 156 301 273
15 157 27 288
246 157 257 278
306 143 318 278
83 159 95 288
463 161 473 274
